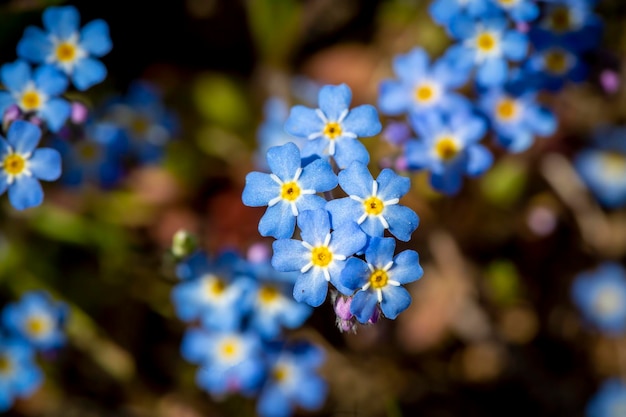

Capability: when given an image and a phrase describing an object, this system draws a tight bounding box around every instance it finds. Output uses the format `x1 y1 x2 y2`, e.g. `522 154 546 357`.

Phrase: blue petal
257 384 292 417
8 120 41 154
365 237 395 268
376 168 410 201
267 142 300 181
329 221 367 257
496 129 534 153
350 290 379 323
430 166 464 195
43 6 80 40
72 58 107 91
79 19 112 56
180 329 212 364
380 286 412 319
1 60 31 92
454 114 487 144
390 250 423 284
527 106 557 136
338 257 369 294
0 92 16 115
259 203 296 239
33 65 68 96
318 84 351 121
392 48 430 84
442 44 475 71
28 148 62 181
295 194 326 212
429 0 461 25
242 172 279 206
293 269 328 307
383 205 419 242
284 106 325 139
298 209 331 246
298 158 337 192
477 58 508 87
378 81 411 116
337 161 373 198
293 375 327 410
0 173 9 196
405 140 431 170
432 57 470 88
466 144 493 177
280 300 313 329
272 239 309 272
449 14 477 40
17 27 52 63
39 98 71 132
333 138 370 169
342 105 382 137
502 30 529 61
8 176 43 210
360 216 386 238
326 198 361 230
510 2 539 22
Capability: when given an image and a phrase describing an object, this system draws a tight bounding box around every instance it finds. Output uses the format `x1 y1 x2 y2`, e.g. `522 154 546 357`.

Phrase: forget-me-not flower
326 162 419 241
0 120 62 210
0 337 42 412
571 263 626 335
242 142 338 239
404 109 492 195
17 5 112 91
272 209 367 307
337 237 423 322
284 84 382 169
0 60 70 132
586 378 626 417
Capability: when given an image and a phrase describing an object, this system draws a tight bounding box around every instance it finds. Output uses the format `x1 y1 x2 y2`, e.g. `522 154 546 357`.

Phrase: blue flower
17 5 112 91
489 0 539 23
575 151 626 210
242 142 338 239
404 109 492 195
0 61 70 132
586 379 626 417
479 84 557 152
0 120 62 210
326 162 419 242
272 209 367 307
181 328 266 396
525 39 587 92
171 251 253 331
1 291 67 351
284 84 382 169
378 48 471 117
445 15 529 87
256 97 305 170
429 0 494 28
0 337 43 412
571 263 626 335
337 237 423 322
257 342 327 417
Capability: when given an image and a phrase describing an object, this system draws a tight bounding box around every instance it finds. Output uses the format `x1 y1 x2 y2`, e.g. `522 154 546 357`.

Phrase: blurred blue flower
337 237 422 322
0 337 42 412
257 342 327 417
181 328 266 396
572 263 626 335
17 5 112 91
445 15 529 87
2 291 67 351
429 0 494 28
0 60 70 132
326 162 419 241
378 48 470 117
284 84 381 169
0 120 62 210
255 97 304 170
586 378 626 417
242 142 338 239
489 0 539 23
272 209 367 307
479 83 557 152
404 109 492 195
525 39 587 92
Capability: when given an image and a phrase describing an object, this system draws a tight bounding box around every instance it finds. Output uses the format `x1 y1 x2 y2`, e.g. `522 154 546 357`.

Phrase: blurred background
1 0 626 416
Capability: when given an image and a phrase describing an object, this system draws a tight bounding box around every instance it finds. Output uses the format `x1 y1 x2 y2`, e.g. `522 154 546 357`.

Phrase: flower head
17 5 112 91
0 337 42 412
0 120 62 210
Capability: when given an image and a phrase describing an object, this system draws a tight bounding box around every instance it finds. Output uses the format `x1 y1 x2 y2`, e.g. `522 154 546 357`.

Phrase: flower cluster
0 291 67 412
243 83 423 331
171 246 326 417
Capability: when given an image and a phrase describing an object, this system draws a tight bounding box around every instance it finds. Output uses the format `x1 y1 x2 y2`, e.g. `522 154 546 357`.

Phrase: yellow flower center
549 7 572 32
363 196 384 215
258 285 280 304
434 137 460 161
56 42 77 63
0 355 11 374
495 98 519 121
498 0 516 5
131 117 150 135
369 269 388 289
414 84 435 103
204 277 226 296
476 33 497 52
311 246 332 267
220 339 238 358
594 288 622 316
3 154 26 176
273 365 289 382
26 316 49 337
323 122 342 139
78 142 100 161
280 181 301 202
544 50 568 74
21 91 42 111
601 153 626 179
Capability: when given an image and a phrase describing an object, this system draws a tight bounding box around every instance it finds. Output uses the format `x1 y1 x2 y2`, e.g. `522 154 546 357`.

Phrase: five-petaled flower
0 120 62 210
